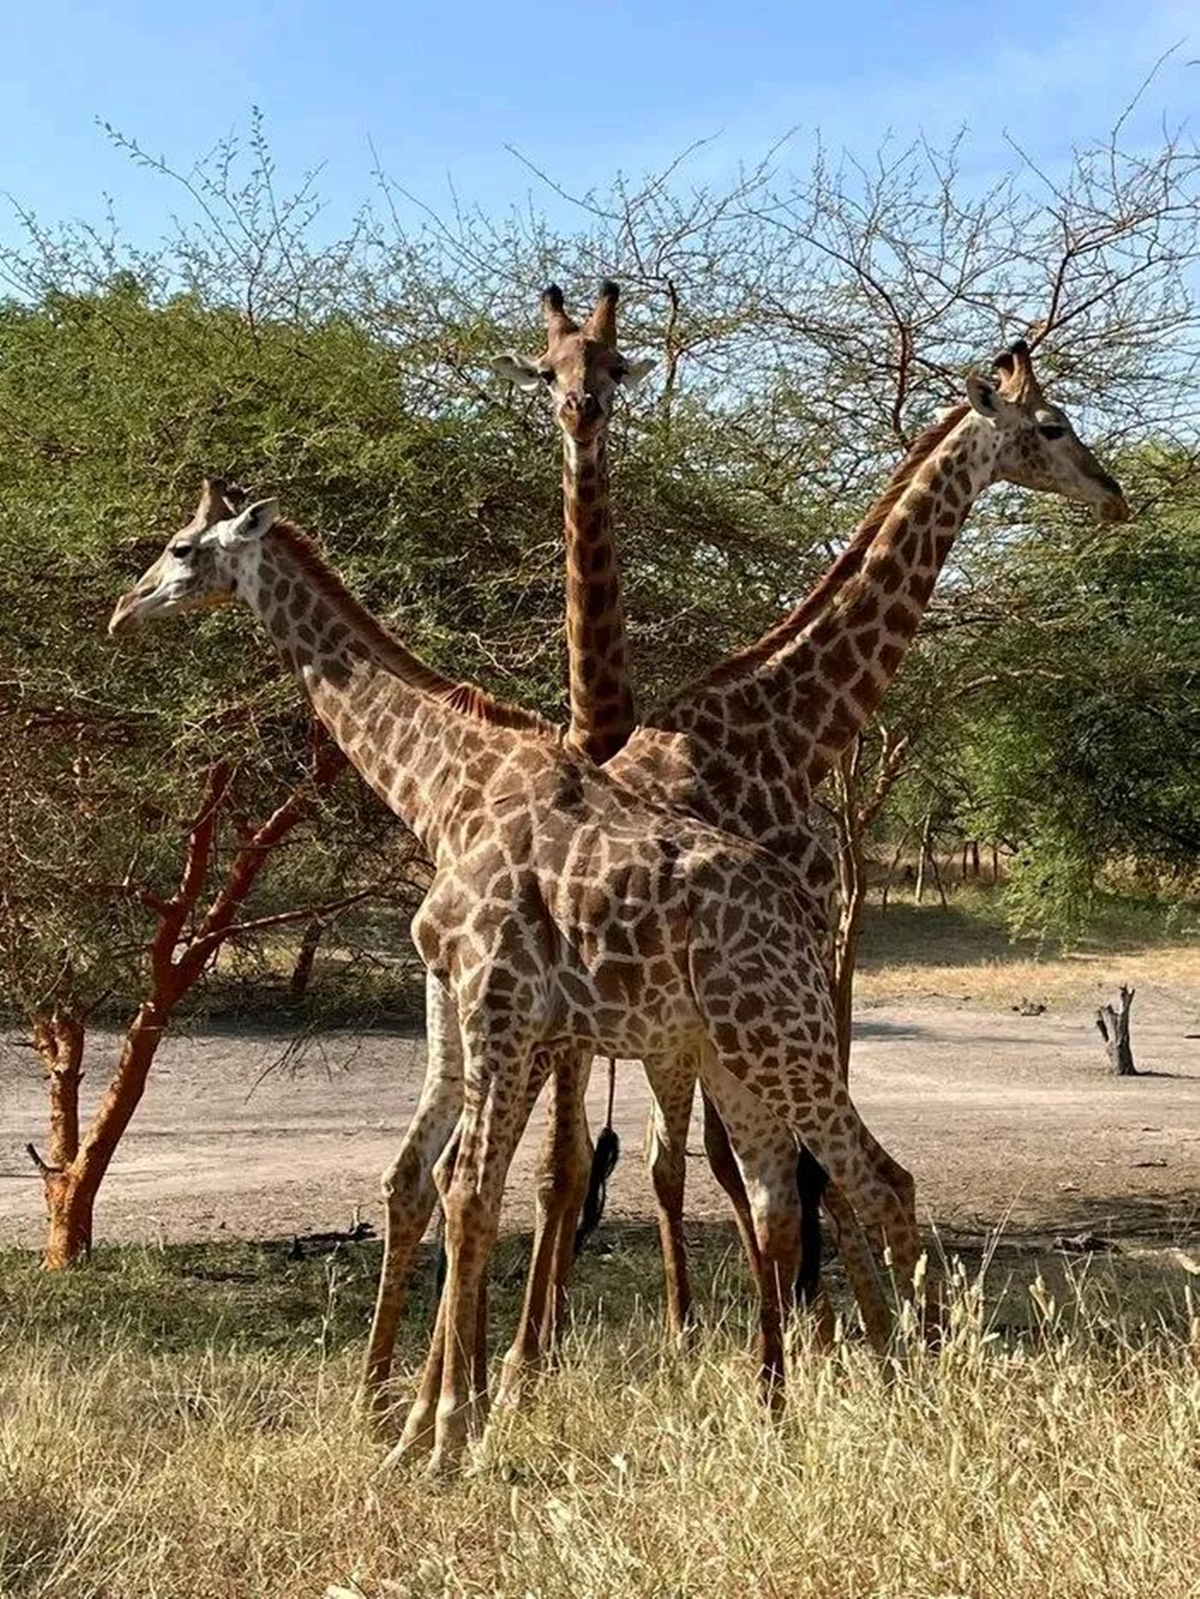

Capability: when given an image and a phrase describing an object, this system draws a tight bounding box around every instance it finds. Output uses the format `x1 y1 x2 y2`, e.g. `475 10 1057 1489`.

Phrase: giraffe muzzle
108 579 164 635
560 392 603 437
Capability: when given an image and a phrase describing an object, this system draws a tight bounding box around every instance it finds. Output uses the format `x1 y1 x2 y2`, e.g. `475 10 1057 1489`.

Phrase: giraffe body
489 285 841 1401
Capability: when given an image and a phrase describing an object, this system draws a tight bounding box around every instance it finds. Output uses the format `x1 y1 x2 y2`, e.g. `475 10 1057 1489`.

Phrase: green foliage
2 114 1199 1009
957 464 1200 939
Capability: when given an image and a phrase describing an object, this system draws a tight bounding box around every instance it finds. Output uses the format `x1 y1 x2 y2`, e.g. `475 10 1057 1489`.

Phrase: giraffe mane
681 402 972 694
270 522 555 736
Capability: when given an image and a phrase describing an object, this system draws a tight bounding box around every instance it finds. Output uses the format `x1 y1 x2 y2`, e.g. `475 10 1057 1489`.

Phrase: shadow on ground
857 895 1199 973
3 1199 1196 1369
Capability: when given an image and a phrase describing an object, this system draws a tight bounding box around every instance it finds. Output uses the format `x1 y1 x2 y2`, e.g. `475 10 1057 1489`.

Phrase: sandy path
2 994 1198 1251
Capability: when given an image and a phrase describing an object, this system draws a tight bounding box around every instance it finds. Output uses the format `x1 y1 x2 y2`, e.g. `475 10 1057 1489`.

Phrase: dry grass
2 1236 1199 1598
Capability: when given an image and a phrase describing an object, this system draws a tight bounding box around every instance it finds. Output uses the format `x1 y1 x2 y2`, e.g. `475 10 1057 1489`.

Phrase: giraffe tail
575 1057 620 1256
794 1145 829 1306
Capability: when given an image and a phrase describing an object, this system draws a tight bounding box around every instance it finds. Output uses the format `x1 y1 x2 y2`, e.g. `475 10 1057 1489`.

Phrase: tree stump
1096 985 1138 1076
289 915 326 999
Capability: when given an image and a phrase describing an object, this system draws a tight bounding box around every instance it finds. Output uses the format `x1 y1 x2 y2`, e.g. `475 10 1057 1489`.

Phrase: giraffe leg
428 1030 529 1478
389 1279 449 1465
705 1083 836 1354
795 1149 836 1349
701 1083 764 1291
857 1123 943 1344
384 1131 460 1464
359 974 464 1423
539 1055 593 1349
690 939 919 1366
702 1053 917 1366
642 1058 696 1339
820 1180 893 1354
495 1045 587 1409
700 1069 803 1407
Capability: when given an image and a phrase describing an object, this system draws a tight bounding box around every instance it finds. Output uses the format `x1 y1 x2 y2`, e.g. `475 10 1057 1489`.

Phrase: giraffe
361 281 838 1423
489 280 833 1397
356 281 651 1420
593 334 1128 1331
493 279 653 766
486 280 654 1383
358 335 1130 1414
109 487 921 1477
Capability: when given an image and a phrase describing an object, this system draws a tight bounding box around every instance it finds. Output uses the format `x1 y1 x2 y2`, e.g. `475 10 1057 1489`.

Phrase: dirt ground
3 985 1199 1257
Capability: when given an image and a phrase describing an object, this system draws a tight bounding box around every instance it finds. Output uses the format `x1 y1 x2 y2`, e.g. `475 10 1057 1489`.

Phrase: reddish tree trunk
41 1173 96 1269
833 884 864 1074
29 1010 91 1266
28 744 348 1269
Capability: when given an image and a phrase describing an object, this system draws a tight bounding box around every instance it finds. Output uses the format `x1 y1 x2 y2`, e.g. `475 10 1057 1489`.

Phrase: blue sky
1 0 1195 247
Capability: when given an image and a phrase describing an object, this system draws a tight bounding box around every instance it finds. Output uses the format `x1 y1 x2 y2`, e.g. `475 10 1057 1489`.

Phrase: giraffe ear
490 352 547 393
616 356 656 389
217 497 280 547
965 375 1000 419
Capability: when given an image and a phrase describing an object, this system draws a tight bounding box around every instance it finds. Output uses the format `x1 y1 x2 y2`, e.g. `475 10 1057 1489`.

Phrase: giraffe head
965 340 1129 521
108 478 279 634
491 281 655 445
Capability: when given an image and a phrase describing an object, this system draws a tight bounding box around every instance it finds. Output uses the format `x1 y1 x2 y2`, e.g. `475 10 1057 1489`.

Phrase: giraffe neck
636 406 1002 812
739 407 1001 788
237 525 540 861
561 433 636 764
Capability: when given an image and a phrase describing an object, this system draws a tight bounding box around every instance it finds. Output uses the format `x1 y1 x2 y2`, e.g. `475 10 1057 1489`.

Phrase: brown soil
2 992 1198 1254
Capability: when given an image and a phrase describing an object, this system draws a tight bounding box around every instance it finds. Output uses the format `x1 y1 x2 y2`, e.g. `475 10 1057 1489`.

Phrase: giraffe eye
539 368 555 384
171 544 194 561
1038 425 1066 441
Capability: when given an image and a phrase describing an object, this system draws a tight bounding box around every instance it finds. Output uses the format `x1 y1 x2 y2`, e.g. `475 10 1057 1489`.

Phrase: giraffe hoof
379 1401 437 1469
425 1451 462 1481
355 1381 404 1440
426 1432 469 1480
494 1357 539 1411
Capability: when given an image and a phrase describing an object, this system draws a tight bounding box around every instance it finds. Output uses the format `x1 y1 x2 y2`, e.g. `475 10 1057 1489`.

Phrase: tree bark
914 808 933 904
33 1010 84 1167
879 835 906 915
833 879 865 1074
1096 985 1138 1076
927 842 949 909
28 1009 91 1265
40 1171 96 1269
